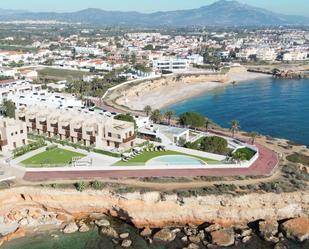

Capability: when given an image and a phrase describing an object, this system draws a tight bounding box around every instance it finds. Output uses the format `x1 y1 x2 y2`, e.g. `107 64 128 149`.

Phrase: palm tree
164 111 175 125
249 131 258 144
143 105 152 116
150 109 161 123
205 118 210 132
230 120 240 138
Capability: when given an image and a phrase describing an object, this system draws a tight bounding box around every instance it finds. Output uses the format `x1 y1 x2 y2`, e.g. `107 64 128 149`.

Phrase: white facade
152 58 189 71
283 51 308 61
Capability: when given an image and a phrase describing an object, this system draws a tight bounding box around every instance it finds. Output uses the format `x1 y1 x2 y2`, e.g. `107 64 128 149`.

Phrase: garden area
114 150 218 166
21 147 86 167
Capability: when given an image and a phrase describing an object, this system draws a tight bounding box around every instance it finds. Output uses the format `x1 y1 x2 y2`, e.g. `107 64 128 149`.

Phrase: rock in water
259 220 279 242
101 226 118 238
281 217 309 242
78 223 90 233
140 227 152 237
120 233 129 239
121 239 132 248
211 228 235 247
95 218 110 227
63 222 79 234
153 228 176 243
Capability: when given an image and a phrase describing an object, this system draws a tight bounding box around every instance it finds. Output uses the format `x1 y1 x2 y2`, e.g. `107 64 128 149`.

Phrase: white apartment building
16 106 136 151
283 51 308 61
8 90 83 109
0 67 17 78
256 48 277 61
0 118 27 153
0 79 41 100
187 54 204 65
152 58 189 71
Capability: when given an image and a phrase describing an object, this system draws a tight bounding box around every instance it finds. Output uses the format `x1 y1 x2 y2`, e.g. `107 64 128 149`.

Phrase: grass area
38 68 91 81
233 147 256 161
0 44 38 53
21 148 86 167
114 150 219 166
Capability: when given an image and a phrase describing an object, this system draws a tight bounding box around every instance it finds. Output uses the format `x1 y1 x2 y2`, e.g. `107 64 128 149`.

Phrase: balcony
29 118 36 123
51 123 58 128
0 139 8 146
19 117 26 122
74 128 82 133
122 134 136 143
39 121 47 125
77 132 83 140
42 125 47 133
62 125 70 130
90 136 96 143
65 130 70 138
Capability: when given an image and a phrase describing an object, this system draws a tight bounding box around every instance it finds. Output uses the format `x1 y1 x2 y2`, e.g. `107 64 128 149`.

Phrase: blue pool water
164 78 309 146
147 155 205 166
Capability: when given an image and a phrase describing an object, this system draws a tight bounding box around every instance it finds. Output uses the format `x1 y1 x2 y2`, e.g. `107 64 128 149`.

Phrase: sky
0 0 309 17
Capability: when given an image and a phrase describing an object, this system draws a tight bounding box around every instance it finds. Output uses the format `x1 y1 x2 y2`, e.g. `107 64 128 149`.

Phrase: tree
0 99 16 118
249 131 258 144
179 112 205 128
114 113 137 129
164 111 175 125
205 118 210 132
200 136 228 154
150 109 161 123
230 120 240 138
144 105 152 116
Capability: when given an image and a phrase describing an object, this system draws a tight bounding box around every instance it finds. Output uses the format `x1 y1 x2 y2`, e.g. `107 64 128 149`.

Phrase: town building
16 106 136 151
152 58 189 71
0 118 27 153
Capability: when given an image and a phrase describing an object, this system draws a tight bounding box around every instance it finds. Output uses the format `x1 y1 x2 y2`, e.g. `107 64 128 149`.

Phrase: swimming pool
146 155 206 166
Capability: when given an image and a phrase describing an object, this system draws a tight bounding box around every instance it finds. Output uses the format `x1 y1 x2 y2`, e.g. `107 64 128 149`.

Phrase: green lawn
38 68 91 81
114 150 219 166
21 148 86 167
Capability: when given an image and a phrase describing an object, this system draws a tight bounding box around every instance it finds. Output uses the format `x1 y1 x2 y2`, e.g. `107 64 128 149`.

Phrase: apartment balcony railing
122 134 136 143
39 121 47 125
51 123 58 128
62 125 70 130
42 125 47 133
77 132 83 140
29 118 36 123
0 139 8 146
65 130 70 138
90 136 96 143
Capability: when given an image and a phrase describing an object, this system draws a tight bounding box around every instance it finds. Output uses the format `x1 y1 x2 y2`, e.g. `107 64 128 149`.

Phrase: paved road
23 143 278 182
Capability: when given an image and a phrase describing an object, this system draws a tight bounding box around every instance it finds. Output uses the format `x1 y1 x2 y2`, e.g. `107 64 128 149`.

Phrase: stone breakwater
0 187 308 247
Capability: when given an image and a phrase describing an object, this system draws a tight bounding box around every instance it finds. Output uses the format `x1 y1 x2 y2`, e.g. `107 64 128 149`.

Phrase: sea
164 78 309 146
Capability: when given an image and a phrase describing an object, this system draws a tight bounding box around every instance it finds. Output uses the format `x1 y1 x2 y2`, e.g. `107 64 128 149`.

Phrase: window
22 139 26 145
11 132 13 136
108 132 112 137
107 140 110 146
117 134 121 139
20 130 24 134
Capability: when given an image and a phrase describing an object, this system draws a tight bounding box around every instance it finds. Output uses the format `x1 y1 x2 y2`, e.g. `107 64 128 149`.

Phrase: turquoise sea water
165 78 309 146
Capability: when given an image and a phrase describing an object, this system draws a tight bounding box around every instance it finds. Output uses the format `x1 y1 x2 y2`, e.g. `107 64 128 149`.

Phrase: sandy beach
113 68 271 111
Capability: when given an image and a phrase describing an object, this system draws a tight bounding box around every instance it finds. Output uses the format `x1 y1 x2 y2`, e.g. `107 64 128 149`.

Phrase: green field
114 150 219 166
38 68 91 81
21 148 86 167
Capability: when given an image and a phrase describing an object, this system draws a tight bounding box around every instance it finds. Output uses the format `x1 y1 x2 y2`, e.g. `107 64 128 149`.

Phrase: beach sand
119 69 270 111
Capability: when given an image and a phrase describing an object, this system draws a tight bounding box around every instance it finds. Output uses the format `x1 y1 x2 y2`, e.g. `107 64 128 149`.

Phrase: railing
123 134 136 143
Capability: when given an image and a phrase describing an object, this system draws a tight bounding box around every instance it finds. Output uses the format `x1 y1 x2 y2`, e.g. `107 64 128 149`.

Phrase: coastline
111 67 271 112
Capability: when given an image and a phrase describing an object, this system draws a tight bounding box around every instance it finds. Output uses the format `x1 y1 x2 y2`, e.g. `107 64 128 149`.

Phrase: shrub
233 148 256 161
75 181 88 192
200 136 228 155
179 112 205 128
91 180 103 190
286 153 309 166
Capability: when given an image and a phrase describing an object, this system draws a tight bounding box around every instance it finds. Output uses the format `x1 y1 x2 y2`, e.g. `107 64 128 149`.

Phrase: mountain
0 0 308 26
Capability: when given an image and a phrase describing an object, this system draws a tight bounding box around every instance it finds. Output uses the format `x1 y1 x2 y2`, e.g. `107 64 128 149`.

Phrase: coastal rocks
153 228 176 243
78 221 90 233
140 227 152 237
281 217 309 242
95 218 110 227
100 226 118 238
210 228 235 247
205 224 221 233
259 220 279 242
63 222 79 234
121 239 132 248
119 233 129 239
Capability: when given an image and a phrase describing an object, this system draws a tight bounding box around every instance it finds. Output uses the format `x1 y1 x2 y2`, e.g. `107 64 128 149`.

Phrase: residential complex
0 117 27 153
16 106 136 151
